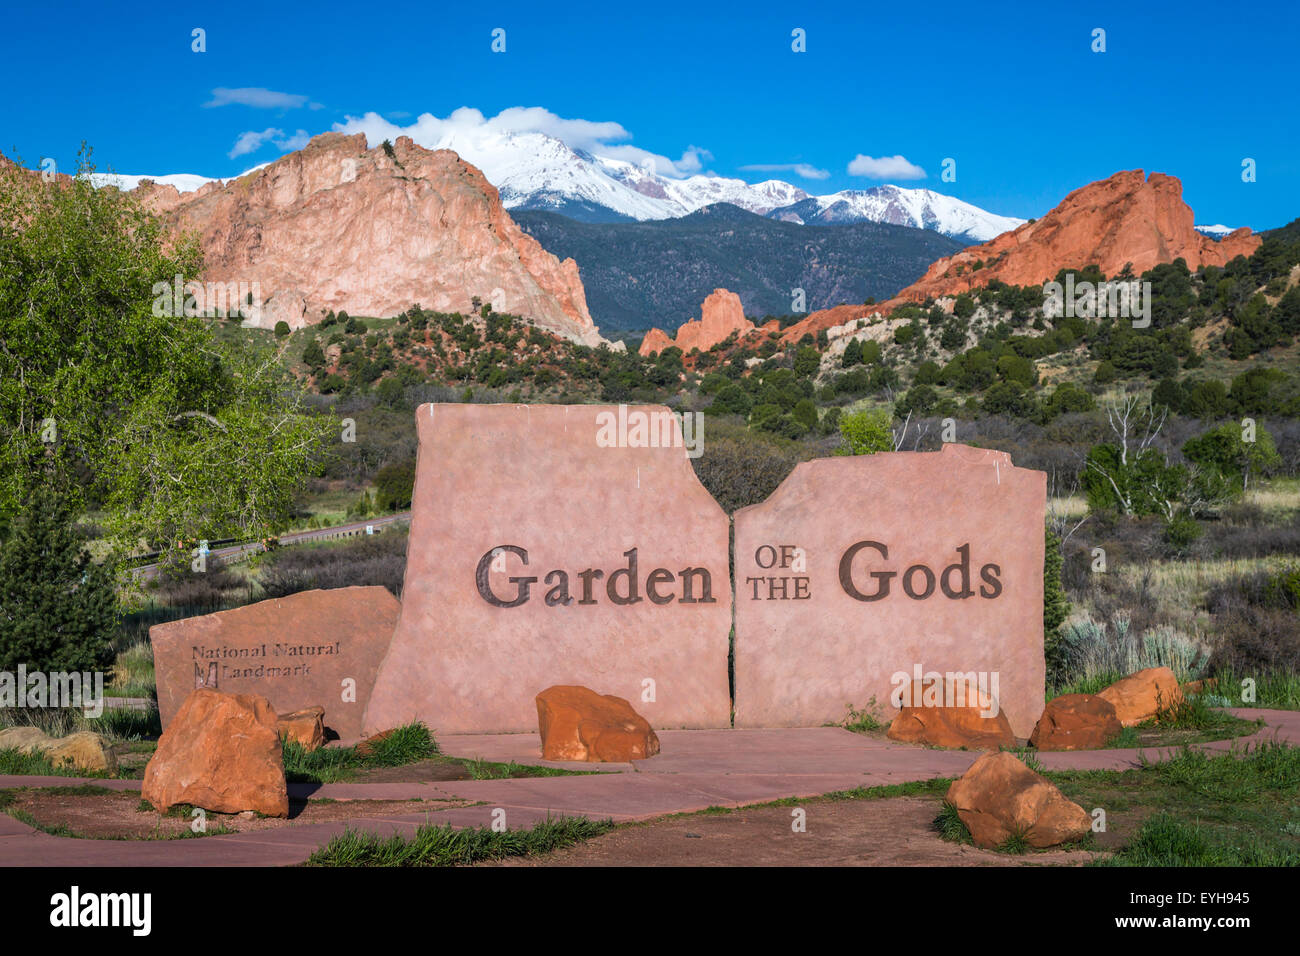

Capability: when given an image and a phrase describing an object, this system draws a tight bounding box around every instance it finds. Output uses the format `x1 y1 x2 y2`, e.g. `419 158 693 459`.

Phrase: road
131 511 412 578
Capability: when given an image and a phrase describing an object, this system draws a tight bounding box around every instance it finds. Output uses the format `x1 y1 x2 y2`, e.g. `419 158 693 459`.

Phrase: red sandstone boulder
1182 677 1218 696
536 685 661 762
277 706 326 752
1030 694 1122 751
886 679 1017 750
142 688 289 817
946 751 1092 849
1098 667 1184 726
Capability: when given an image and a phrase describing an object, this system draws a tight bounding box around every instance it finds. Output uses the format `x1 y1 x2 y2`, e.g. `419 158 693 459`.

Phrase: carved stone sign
363 403 731 735
150 586 400 742
732 444 1046 738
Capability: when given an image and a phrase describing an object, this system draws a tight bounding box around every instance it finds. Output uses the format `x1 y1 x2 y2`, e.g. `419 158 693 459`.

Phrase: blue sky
3 0 1296 229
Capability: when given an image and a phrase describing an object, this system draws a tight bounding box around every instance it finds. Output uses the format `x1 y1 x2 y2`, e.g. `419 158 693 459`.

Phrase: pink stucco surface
363 404 732 735
733 444 1046 737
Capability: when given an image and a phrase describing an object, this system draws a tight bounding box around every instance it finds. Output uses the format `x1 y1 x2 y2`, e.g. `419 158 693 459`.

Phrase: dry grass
1048 495 1089 519
1244 479 1300 515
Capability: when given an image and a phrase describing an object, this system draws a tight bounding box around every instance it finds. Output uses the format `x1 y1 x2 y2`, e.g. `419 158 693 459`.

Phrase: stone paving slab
0 710 1294 866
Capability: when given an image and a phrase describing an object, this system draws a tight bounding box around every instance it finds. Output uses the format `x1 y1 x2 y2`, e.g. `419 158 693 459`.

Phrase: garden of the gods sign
733 444 1045 738
152 404 1046 740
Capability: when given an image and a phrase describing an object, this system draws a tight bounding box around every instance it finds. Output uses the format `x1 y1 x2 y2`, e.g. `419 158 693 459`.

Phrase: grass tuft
933 801 972 844
306 815 613 867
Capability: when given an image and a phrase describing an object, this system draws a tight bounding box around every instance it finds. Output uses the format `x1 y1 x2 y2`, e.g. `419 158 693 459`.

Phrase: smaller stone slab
151 586 399 743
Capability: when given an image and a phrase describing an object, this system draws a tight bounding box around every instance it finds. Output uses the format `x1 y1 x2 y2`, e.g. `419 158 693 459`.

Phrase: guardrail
126 512 412 572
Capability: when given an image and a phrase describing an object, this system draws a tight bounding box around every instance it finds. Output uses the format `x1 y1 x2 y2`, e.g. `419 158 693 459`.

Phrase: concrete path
0 708 1293 867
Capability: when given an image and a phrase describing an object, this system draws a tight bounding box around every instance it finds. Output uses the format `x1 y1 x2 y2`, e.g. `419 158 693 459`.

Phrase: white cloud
332 106 713 179
740 162 831 180
847 154 926 180
228 128 311 159
206 87 314 110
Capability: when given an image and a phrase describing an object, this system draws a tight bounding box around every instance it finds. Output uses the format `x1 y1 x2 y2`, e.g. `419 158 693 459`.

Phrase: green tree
792 398 818 430
0 481 117 672
1182 421 1282 492
707 384 752 417
842 339 863 367
374 458 416 511
835 408 893 455
0 151 333 552
793 346 820 377
302 340 326 369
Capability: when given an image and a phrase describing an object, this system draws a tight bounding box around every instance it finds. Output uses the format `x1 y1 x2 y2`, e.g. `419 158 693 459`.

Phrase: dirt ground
2 788 1134 862
487 797 1108 867
2 789 473 840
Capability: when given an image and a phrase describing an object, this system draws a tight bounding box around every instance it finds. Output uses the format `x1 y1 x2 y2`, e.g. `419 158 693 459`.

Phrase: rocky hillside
128 134 604 346
776 170 1263 344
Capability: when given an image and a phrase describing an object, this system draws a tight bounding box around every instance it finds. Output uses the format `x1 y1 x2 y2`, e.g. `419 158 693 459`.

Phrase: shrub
302 340 326 368
836 408 893 456
1053 612 1208 686
374 458 416 511
1163 512 1202 551
1043 529 1069 667
690 432 798 514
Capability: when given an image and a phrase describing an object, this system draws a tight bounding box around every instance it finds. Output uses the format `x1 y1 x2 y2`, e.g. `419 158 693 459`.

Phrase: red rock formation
639 288 755 356
638 327 675 356
129 133 603 345
778 170 1261 344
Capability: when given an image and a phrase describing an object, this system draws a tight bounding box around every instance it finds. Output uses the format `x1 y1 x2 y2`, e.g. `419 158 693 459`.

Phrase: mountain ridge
513 204 964 331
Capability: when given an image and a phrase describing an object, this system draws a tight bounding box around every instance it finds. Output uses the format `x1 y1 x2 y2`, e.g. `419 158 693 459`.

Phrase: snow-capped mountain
592 155 810 218
417 126 813 222
1195 224 1236 238
384 127 1019 240
766 186 1025 242
89 127 1021 242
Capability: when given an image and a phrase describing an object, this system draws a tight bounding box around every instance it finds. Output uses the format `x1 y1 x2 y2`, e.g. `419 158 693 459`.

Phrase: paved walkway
0 709 1294 866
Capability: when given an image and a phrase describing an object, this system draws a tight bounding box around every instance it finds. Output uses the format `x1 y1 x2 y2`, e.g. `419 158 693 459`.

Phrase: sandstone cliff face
778 170 1261 344
131 133 603 344
897 170 1259 301
639 288 755 356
